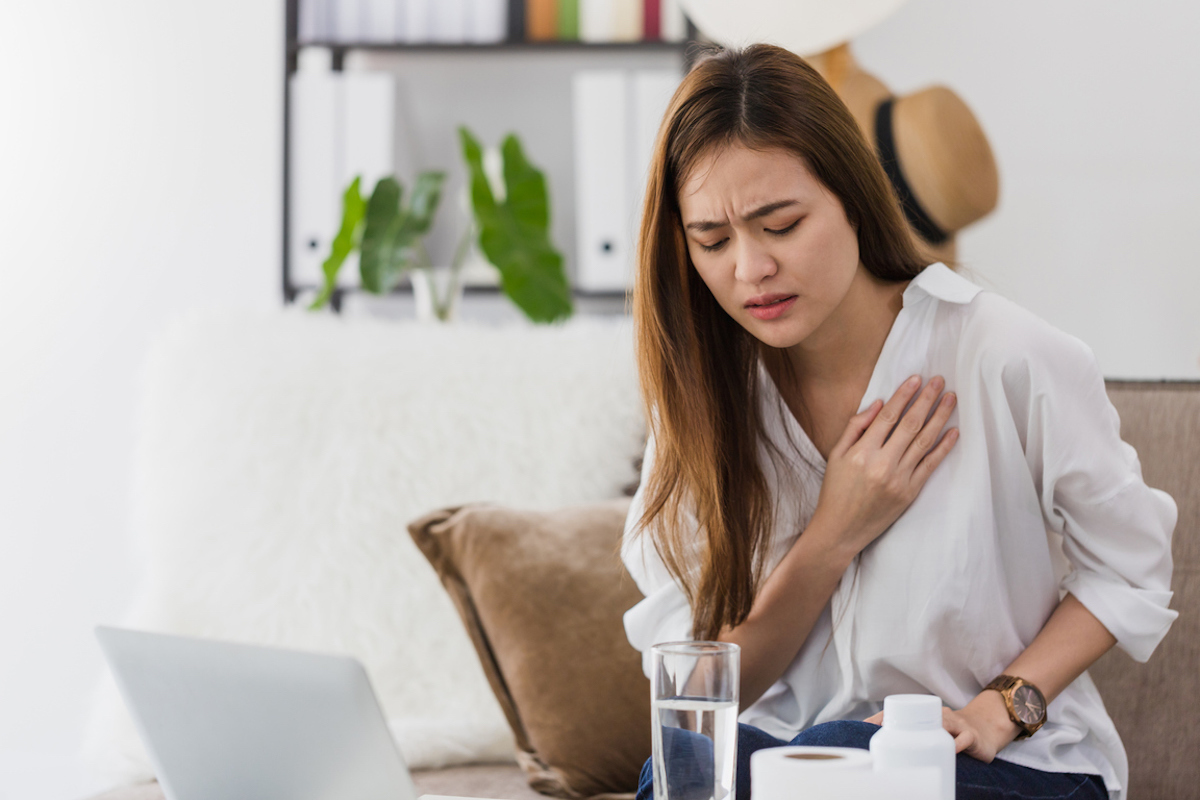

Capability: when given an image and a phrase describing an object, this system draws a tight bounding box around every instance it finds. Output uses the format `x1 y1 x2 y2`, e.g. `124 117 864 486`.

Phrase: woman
621 43 1177 800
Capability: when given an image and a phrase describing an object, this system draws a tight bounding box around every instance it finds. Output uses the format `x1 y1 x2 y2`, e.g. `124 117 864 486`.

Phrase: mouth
745 295 797 320
744 294 796 309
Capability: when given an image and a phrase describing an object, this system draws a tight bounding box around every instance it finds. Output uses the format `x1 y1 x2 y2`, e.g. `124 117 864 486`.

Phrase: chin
744 318 810 350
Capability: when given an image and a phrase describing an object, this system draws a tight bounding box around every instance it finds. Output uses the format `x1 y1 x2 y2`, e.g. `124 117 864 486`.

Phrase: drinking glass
651 641 740 800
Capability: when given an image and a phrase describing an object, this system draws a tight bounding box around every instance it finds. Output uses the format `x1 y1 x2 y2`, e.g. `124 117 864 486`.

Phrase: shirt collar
902 262 983 308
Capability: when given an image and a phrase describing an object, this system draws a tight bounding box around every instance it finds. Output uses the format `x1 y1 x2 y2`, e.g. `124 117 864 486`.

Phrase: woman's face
677 144 863 350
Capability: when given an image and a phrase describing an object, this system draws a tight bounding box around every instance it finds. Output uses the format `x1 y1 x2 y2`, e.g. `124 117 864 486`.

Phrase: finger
897 389 957 472
880 375 946 459
832 399 883 458
863 711 884 725
939 709 971 753
959 732 993 763
910 427 960 487
859 375 924 449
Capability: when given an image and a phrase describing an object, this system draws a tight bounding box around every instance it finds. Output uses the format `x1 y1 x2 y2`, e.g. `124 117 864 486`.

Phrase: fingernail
907 375 920 387
944 392 956 407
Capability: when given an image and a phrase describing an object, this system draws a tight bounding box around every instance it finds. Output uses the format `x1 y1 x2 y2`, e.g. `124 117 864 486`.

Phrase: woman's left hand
863 691 1021 763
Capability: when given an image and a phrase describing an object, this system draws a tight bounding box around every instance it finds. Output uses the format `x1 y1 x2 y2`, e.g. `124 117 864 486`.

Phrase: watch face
1012 684 1046 725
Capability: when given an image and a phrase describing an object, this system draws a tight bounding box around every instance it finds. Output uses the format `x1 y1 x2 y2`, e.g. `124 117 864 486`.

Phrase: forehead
677 145 823 217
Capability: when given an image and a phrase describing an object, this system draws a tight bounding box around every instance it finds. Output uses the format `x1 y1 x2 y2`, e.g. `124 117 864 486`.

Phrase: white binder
393 0 409 41
612 0 642 41
404 0 433 43
431 0 468 42
573 69 680 293
580 0 616 43
332 0 364 42
465 0 508 43
289 52 340 288
573 71 630 292
290 51 395 292
364 0 397 42
298 0 331 42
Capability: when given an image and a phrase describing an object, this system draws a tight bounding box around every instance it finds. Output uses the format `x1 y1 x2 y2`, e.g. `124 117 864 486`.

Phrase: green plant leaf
459 126 573 323
359 173 446 294
405 171 445 234
309 176 366 310
460 127 497 217
386 171 444 267
500 134 549 231
358 176 403 294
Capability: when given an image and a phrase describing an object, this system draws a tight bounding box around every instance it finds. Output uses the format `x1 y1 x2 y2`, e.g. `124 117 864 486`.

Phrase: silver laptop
96 625 464 800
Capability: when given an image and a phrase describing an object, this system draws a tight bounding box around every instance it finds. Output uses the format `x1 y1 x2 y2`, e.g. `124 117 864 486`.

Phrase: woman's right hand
810 375 959 561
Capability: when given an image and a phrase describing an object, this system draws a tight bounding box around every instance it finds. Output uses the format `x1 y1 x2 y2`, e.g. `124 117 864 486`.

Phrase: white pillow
83 308 645 787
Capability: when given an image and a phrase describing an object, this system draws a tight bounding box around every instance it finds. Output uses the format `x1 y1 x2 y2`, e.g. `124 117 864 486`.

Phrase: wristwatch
985 675 1047 740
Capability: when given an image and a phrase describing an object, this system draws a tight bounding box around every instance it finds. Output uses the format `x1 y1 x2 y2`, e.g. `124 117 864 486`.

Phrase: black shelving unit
281 0 701 310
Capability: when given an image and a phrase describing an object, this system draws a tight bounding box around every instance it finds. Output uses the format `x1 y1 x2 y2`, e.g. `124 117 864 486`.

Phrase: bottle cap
882 694 942 731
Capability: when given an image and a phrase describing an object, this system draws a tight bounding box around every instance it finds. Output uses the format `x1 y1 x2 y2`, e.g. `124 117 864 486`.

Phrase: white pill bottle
869 694 956 800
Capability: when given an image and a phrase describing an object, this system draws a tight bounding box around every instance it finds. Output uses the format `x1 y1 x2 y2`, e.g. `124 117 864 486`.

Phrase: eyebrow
683 199 802 233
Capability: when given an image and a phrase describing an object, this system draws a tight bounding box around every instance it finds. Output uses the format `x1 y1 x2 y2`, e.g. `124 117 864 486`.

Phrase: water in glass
652 695 739 800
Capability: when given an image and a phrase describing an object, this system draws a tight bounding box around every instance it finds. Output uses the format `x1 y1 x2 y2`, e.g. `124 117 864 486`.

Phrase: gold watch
985 675 1047 740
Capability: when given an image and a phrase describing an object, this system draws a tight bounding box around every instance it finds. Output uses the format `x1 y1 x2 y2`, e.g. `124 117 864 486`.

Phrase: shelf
289 38 699 71
292 39 693 54
282 0 689 308
288 283 629 299
287 283 629 315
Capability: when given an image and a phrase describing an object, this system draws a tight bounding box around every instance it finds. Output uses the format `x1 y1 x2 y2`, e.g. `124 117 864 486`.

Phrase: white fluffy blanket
83 308 645 786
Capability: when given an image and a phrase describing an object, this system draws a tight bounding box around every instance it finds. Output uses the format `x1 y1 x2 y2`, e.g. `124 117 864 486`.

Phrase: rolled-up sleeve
1006 324 1179 663
620 431 697 678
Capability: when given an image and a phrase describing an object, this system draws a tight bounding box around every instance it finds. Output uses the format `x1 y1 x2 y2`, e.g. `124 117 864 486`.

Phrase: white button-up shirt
621 262 1177 800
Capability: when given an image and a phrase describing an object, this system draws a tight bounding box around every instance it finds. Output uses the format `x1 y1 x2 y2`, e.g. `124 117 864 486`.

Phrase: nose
732 234 778 285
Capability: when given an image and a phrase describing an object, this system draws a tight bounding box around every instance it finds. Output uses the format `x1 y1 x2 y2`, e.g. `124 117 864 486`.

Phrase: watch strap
985 674 1046 740
985 674 1021 694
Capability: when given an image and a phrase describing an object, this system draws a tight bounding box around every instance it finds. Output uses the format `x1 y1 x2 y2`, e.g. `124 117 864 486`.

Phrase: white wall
0 1 1195 799
0 2 280 798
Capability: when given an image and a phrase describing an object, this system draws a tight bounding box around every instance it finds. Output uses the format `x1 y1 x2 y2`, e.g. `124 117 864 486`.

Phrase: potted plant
309 126 573 324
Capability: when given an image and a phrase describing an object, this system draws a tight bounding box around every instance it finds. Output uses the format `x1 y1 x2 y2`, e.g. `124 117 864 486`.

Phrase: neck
784 265 908 389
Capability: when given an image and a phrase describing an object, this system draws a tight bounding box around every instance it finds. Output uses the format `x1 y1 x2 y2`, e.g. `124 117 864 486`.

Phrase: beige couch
84 379 1198 800
1086 381 1198 798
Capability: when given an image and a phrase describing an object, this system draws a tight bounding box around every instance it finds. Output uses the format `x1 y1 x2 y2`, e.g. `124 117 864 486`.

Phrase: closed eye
697 219 801 252
768 219 801 237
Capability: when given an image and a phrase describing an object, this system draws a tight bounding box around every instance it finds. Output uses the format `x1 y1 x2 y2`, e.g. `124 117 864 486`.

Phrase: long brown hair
631 43 929 641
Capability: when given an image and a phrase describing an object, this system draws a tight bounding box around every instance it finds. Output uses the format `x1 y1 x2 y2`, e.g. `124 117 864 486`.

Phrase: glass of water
651 641 740 800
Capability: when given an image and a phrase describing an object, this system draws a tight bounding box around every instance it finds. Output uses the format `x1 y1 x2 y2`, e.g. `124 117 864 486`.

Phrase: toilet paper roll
752 746 874 777
751 746 938 800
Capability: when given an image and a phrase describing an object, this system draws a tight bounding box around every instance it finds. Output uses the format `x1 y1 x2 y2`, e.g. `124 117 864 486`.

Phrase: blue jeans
636 721 1108 800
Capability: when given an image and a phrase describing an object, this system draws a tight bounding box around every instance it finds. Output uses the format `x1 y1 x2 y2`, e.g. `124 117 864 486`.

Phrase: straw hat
678 0 910 57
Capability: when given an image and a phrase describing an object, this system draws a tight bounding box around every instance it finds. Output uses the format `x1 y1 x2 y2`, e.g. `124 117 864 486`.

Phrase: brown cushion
408 499 650 799
1090 380 1200 798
